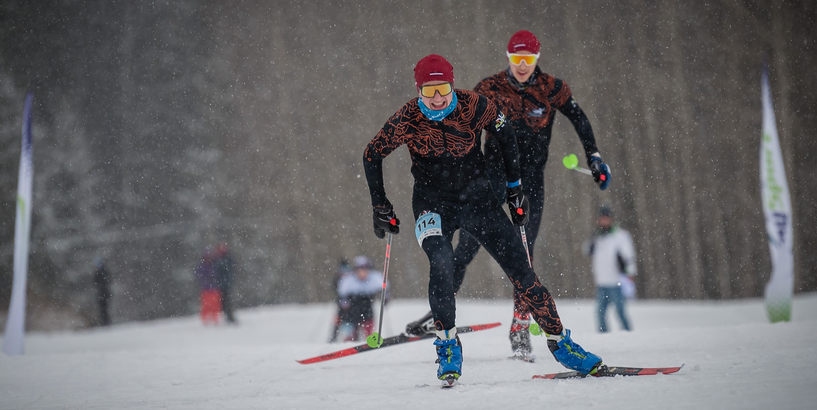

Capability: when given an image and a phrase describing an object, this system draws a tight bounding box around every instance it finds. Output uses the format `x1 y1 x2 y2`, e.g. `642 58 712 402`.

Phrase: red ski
297 322 501 365
533 364 684 379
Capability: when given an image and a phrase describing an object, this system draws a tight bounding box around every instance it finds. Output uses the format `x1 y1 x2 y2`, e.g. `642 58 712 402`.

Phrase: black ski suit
452 68 599 318
363 89 563 334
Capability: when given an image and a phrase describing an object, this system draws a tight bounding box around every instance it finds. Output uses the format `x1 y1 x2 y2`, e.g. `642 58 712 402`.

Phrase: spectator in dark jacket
213 243 237 324
93 257 112 326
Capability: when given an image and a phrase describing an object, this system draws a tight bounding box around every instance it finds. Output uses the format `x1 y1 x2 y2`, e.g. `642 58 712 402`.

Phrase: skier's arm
363 113 403 207
480 97 521 185
556 89 611 190
557 95 599 163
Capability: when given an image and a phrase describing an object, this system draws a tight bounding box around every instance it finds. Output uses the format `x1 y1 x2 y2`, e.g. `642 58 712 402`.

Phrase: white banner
3 93 34 356
759 65 793 323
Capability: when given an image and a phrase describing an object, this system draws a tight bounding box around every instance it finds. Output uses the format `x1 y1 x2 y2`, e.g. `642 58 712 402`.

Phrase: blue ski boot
545 329 602 374
434 328 463 382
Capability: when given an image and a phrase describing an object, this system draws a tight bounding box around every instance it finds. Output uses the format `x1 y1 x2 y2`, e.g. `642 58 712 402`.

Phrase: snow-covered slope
2 294 816 410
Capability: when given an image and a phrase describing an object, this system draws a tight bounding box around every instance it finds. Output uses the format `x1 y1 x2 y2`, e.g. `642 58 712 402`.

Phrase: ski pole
562 153 593 176
520 226 532 268
367 232 393 348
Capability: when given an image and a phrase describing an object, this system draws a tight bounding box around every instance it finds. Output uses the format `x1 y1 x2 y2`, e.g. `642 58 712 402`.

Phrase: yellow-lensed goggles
419 82 453 98
506 52 540 66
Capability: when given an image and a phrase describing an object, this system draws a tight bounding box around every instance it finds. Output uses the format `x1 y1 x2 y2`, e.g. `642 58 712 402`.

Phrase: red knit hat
414 54 454 88
507 30 540 54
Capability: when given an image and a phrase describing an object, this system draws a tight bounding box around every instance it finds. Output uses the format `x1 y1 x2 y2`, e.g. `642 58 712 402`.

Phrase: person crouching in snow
362 54 603 384
336 255 387 342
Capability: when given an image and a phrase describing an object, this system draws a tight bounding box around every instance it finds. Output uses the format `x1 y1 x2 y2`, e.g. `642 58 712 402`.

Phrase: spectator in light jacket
583 206 637 332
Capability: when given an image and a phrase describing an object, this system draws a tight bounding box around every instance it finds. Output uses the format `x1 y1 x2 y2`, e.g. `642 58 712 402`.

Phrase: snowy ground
2 294 816 410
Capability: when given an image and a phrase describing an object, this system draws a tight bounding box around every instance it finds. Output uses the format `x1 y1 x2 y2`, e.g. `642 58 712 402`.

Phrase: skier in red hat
405 30 612 363
363 53 602 385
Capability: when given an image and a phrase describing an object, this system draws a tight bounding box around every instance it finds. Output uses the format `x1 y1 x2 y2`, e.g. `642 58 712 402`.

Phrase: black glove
506 185 529 226
588 155 612 191
372 203 400 239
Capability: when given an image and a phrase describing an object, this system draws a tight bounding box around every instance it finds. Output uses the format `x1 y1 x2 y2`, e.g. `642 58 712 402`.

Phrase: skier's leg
427 250 464 381
405 233 439 336
412 192 460 331
422 235 457 331
462 200 563 335
412 202 463 380
464 196 600 373
452 230 481 293
508 171 543 356
405 214 461 336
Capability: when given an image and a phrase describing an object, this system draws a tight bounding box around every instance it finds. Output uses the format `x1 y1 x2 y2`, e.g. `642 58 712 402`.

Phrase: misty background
1 0 815 330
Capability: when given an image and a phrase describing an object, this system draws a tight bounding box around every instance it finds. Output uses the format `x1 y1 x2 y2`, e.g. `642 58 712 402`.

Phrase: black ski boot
405 310 435 336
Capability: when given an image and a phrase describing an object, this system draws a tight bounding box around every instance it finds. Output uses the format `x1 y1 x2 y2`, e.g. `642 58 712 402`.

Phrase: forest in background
1 0 815 330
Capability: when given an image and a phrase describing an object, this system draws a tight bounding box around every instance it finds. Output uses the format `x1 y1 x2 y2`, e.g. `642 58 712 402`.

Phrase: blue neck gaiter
419 92 458 121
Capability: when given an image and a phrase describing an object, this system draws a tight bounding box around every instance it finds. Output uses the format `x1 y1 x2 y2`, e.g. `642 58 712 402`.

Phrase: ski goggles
419 82 453 98
506 52 540 66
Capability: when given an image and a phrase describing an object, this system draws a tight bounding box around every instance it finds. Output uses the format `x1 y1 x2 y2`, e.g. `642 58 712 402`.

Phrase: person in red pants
195 248 221 325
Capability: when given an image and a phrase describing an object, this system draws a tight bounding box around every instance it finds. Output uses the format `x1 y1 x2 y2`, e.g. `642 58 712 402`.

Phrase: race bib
415 211 442 246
